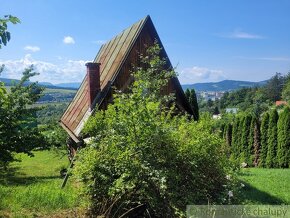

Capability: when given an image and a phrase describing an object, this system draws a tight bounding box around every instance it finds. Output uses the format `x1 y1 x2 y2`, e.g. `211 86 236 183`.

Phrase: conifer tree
259 112 269 167
231 118 240 158
248 115 257 164
266 109 278 168
241 114 252 163
190 89 199 120
277 107 290 168
184 88 199 120
253 118 261 167
248 115 256 164
185 89 190 101
225 123 232 147
222 123 227 139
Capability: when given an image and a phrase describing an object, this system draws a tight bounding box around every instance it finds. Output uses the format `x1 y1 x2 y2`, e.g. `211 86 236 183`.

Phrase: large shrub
73 45 230 217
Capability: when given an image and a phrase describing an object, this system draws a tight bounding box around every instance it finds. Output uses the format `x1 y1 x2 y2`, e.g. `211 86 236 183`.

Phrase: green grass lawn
1 151 288 217
0 150 80 217
238 168 290 205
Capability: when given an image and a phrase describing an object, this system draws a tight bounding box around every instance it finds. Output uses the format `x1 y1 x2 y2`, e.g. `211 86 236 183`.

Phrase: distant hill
182 79 268 92
1 77 268 92
0 77 78 90
54 82 81 89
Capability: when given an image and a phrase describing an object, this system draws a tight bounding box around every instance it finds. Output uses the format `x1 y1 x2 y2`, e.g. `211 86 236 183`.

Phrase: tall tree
185 88 199 120
0 66 44 168
231 117 241 159
266 109 279 168
248 115 256 165
253 118 261 167
263 73 284 102
277 107 290 168
282 73 290 102
190 89 199 120
185 89 190 101
225 123 232 148
240 114 252 163
259 112 269 167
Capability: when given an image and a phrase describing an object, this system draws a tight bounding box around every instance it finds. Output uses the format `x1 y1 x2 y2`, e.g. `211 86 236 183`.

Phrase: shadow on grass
0 166 60 186
238 181 285 205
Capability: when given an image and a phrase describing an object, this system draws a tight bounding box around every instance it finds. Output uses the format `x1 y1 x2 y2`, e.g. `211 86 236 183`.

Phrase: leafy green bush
73 44 231 217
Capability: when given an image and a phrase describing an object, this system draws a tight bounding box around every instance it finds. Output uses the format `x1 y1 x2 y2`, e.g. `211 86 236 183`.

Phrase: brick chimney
86 62 101 109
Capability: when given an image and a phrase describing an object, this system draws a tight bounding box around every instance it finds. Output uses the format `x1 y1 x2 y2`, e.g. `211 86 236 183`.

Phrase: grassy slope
238 168 290 204
1 151 289 217
0 150 79 217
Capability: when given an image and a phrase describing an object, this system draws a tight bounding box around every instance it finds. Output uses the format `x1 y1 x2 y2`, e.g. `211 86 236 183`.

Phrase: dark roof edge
60 121 81 143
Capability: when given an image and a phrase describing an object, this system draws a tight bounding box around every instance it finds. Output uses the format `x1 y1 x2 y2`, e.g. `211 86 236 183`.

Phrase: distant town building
197 91 225 101
225 108 238 114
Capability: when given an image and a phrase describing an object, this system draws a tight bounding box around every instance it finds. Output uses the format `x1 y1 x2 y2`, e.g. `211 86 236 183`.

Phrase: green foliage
263 73 285 102
259 112 269 167
277 107 290 168
36 103 68 124
216 72 290 115
247 116 256 166
252 117 261 167
185 88 199 120
240 114 252 163
282 73 290 102
40 124 67 149
248 116 256 162
231 117 241 159
223 123 232 148
219 87 263 111
266 109 278 168
0 66 45 167
73 44 230 217
0 15 20 48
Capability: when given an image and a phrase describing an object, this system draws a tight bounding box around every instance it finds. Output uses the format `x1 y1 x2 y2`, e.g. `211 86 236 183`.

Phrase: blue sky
0 0 289 84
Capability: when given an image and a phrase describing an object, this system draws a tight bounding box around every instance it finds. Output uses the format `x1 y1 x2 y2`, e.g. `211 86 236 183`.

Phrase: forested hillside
204 72 290 169
182 79 267 92
197 73 290 114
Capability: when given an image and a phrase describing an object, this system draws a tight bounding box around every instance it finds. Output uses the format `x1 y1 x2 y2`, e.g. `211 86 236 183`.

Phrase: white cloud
178 66 227 84
24 46 40 52
63 36 75 44
218 29 264 39
0 54 89 84
92 40 106 45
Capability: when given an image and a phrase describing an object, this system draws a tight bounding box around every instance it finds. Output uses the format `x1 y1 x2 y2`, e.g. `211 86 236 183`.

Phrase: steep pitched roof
60 16 194 142
60 17 148 142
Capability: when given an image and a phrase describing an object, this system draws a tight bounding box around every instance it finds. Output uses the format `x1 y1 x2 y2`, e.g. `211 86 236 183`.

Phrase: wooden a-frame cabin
60 15 196 157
